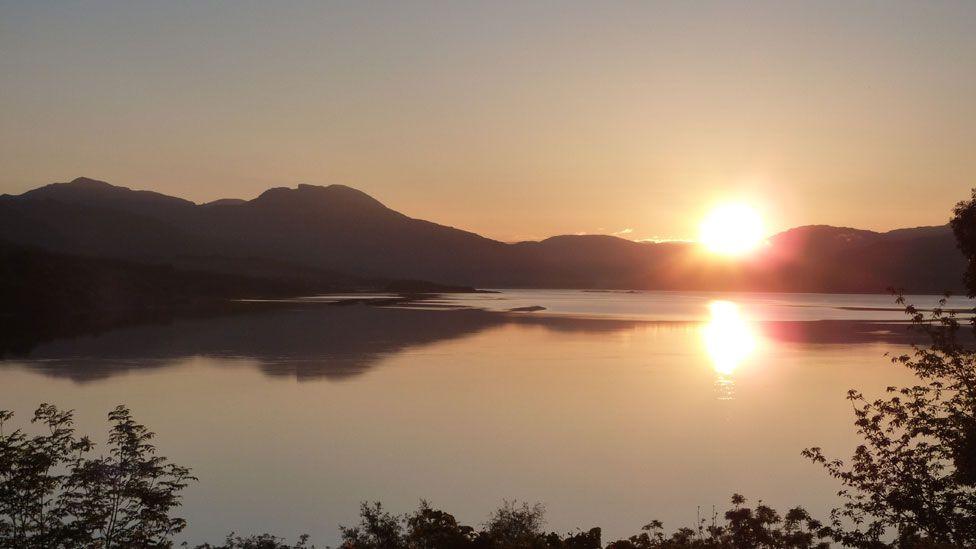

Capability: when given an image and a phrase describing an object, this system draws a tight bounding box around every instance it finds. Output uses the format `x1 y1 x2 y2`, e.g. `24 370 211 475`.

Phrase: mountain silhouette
20 176 195 213
0 177 966 293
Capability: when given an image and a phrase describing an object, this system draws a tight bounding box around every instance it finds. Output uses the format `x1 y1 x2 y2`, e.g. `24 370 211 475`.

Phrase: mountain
749 224 963 293
0 177 966 293
19 176 194 211
1 178 512 282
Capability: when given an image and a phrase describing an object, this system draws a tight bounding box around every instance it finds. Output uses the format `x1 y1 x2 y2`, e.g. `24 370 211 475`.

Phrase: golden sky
1 1 974 242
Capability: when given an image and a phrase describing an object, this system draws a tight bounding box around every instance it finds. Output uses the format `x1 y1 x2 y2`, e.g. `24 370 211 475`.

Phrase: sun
699 203 764 256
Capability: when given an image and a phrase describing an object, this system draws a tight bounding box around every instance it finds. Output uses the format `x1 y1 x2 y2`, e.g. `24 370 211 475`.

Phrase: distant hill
0 177 966 293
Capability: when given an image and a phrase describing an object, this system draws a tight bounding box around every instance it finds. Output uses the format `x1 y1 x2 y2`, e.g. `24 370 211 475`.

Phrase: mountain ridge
0 177 965 293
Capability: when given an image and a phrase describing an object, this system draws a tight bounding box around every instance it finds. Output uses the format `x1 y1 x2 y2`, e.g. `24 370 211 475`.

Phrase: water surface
0 290 966 545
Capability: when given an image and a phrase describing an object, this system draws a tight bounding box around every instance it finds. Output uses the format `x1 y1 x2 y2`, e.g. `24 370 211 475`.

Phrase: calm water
1 290 970 545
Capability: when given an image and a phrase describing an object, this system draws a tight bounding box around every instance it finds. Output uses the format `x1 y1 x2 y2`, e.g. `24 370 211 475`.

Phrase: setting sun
699 203 765 256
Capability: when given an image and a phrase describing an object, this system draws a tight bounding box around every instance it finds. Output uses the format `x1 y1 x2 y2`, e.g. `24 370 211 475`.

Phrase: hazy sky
2 1 974 242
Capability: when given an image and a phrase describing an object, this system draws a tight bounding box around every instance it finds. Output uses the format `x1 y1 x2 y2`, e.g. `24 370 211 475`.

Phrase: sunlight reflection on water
703 300 758 399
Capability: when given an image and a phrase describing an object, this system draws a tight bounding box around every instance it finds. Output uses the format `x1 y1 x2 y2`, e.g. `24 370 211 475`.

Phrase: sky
1 1 975 242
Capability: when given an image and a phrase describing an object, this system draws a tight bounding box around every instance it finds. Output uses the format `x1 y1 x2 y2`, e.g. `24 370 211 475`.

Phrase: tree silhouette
0 404 194 548
951 190 976 298
803 296 976 547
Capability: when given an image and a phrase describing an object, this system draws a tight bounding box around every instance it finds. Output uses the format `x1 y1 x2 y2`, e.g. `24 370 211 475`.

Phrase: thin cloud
636 236 695 243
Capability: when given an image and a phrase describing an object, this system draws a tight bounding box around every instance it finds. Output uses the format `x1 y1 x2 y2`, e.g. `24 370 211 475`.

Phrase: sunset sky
2 1 975 242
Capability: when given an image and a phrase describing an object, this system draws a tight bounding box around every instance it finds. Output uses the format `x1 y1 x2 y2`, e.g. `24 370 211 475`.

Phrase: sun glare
699 203 764 256
703 300 756 376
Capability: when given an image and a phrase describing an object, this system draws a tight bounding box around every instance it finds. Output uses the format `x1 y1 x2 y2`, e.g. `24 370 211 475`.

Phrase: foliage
404 500 476 549
0 404 194 548
335 499 558 548
482 501 549 548
804 294 976 547
329 497 830 549
190 532 313 549
339 502 405 549
950 190 976 298
604 494 828 549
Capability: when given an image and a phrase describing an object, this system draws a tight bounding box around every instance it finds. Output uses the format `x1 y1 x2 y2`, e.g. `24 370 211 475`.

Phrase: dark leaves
804 292 976 547
0 404 194 548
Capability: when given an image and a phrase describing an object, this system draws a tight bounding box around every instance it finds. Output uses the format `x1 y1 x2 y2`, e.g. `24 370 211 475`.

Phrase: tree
549 527 602 549
950 190 976 298
337 500 601 549
339 502 405 549
479 500 549 549
0 404 194 548
803 296 976 547
192 532 313 549
605 495 829 549
404 500 475 549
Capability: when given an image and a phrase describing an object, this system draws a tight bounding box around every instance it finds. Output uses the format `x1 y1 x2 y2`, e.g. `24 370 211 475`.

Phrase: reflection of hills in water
7 306 505 382
2 302 932 383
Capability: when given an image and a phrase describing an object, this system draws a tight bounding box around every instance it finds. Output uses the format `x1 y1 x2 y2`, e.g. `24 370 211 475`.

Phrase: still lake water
1 290 972 545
